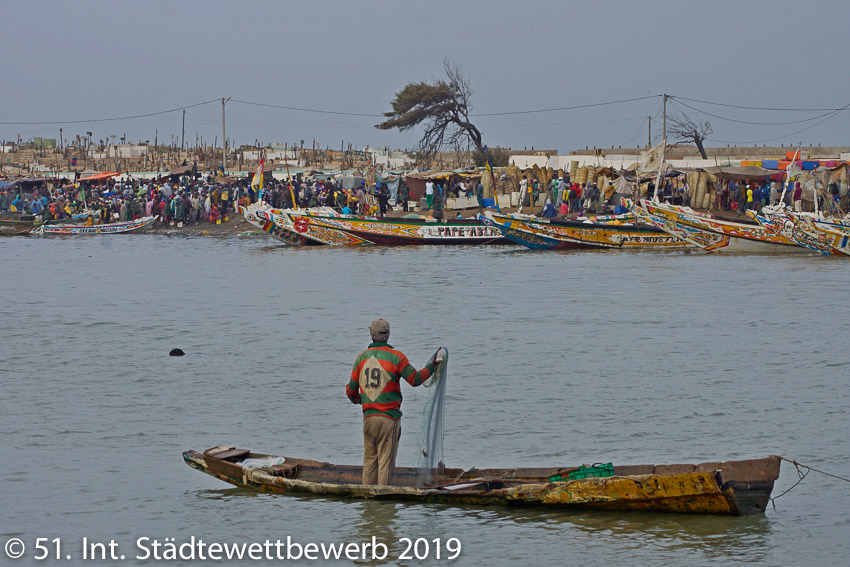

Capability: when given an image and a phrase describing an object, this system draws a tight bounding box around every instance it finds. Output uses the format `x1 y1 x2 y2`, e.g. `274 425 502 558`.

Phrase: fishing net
416 348 448 487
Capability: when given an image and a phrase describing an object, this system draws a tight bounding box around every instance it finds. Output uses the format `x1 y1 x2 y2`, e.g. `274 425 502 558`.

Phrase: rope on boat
780 457 850 483
770 456 850 510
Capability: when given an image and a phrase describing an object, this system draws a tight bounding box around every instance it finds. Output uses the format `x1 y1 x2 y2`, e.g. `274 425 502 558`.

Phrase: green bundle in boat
549 463 614 482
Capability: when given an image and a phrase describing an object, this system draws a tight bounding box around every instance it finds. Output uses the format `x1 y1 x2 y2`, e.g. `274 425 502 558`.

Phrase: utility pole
221 96 231 172
652 94 669 203
181 109 186 151
647 117 651 148
59 128 63 150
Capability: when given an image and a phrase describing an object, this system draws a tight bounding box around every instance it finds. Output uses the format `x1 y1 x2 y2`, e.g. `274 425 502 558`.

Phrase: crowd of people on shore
0 175 419 226
714 179 844 216
6 169 839 228
517 174 621 218
260 178 411 217
2 172 625 226
1 179 239 226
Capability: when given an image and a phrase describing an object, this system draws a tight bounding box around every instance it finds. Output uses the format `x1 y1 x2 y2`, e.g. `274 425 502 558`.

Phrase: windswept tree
668 113 713 159
376 60 485 164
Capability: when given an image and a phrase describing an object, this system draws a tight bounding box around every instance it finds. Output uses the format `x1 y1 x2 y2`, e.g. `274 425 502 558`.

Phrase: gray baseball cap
369 318 390 341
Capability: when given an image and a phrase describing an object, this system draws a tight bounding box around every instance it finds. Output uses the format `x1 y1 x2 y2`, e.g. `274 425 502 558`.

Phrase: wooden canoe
30 216 155 235
635 200 807 253
749 208 849 256
283 211 510 246
183 447 780 516
0 224 32 236
239 202 318 246
479 211 694 251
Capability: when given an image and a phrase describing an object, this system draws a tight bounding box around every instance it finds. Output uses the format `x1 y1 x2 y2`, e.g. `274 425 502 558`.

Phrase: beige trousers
363 416 401 486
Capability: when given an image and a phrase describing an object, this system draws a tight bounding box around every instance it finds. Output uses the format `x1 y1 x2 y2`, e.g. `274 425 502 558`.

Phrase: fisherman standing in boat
346 318 445 486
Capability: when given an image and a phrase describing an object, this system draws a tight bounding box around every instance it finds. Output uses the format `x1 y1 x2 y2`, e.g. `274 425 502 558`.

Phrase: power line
671 95 848 112
231 99 383 117
0 99 219 125
622 117 648 146
186 118 374 130
670 97 850 126
7 92 848 144
480 116 645 129
471 95 660 117
233 95 661 118
706 107 848 145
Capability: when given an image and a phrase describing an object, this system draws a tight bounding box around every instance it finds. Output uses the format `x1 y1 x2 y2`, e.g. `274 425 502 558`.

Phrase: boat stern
716 455 781 515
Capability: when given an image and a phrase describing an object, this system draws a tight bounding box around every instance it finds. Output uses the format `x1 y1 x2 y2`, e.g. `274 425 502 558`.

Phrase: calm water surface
2 235 849 566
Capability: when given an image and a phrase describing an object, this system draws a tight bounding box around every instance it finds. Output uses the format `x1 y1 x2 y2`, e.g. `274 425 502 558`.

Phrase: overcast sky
4 0 849 153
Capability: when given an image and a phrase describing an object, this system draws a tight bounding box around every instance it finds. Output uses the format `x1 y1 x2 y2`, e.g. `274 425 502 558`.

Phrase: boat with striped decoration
478 210 694 251
268 209 509 246
30 216 154 236
632 199 807 253
749 207 849 256
238 202 317 246
802 216 850 256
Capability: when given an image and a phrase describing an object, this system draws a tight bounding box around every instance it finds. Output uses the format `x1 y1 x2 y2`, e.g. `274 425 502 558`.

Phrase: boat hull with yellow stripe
480 211 694 250
184 447 780 516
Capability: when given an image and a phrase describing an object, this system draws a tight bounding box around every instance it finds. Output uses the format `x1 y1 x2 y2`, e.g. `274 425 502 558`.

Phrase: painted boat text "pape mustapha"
272 210 510 246
184 447 780 516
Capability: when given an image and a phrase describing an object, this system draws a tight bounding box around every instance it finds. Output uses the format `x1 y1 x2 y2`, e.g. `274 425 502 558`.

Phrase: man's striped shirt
347 342 434 420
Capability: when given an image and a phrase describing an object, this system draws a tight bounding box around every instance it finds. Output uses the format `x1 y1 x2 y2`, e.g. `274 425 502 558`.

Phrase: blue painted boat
479 212 693 251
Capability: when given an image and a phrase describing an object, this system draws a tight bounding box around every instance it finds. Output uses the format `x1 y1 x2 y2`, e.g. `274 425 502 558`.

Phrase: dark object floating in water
169 348 185 356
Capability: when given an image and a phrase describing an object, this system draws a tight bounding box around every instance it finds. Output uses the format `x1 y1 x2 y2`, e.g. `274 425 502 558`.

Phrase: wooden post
221 96 231 171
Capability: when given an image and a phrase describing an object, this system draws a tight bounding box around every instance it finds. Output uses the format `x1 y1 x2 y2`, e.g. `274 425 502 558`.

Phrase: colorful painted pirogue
278 210 373 245
184 446 781 516
632 200 806 253
479 211 694 251
275 210 509 246
803 216 850 256
749 208 849 256
239 202 316 246
30 216 154 235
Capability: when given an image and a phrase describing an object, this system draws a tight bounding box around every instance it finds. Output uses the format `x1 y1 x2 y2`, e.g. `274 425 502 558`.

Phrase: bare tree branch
668 113 713 159
376 59 484 165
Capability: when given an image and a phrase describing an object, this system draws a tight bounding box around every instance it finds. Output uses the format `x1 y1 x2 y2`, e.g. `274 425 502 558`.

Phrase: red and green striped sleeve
398 353 433 386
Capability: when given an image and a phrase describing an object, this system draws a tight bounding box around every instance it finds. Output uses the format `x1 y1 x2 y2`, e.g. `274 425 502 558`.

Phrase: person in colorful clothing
346 318 444 486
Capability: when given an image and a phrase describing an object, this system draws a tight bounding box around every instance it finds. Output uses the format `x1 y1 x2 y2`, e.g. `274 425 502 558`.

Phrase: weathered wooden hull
284 212 510 246
480 212 694 251
183 448 780 516
636 200 806 253
0 224 31 236
30 216 155 235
